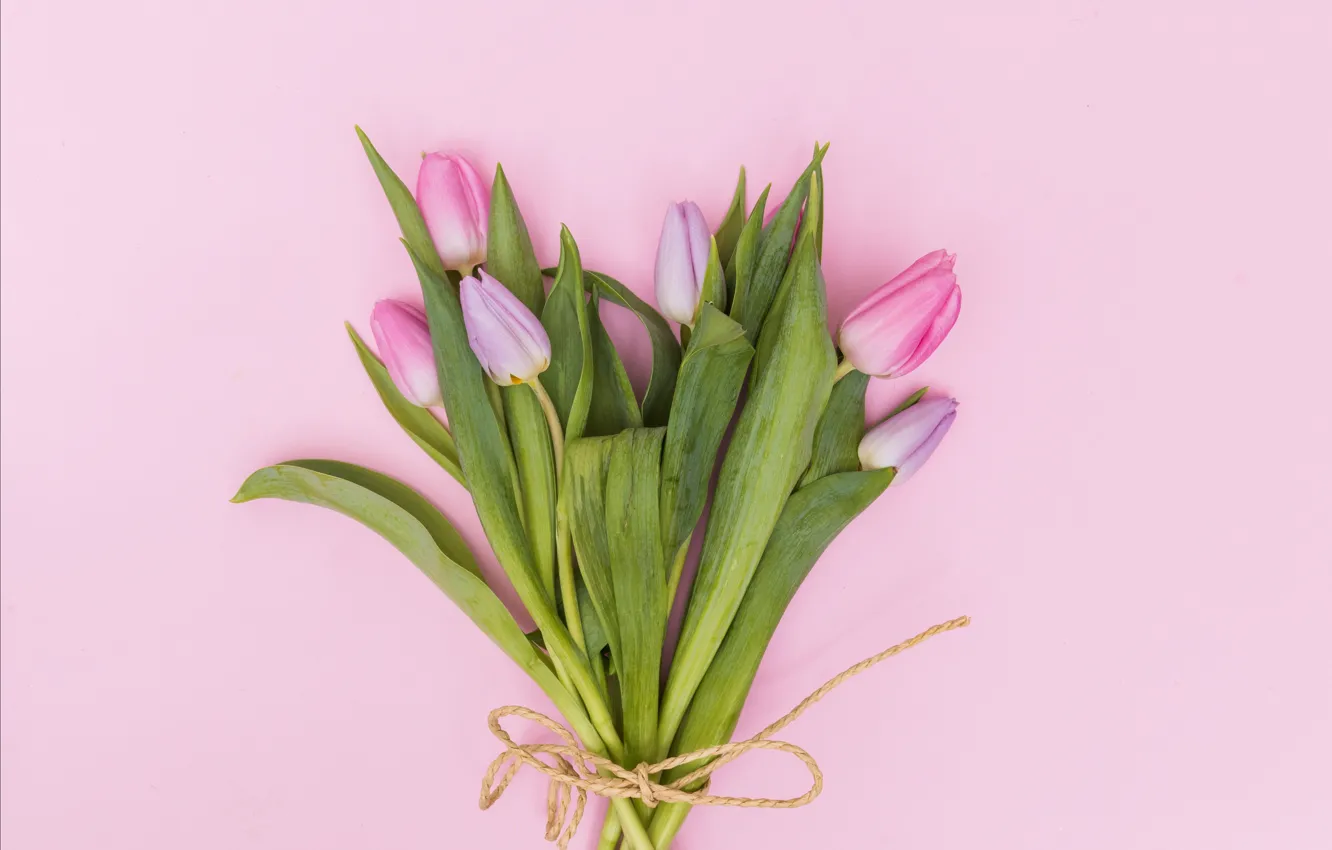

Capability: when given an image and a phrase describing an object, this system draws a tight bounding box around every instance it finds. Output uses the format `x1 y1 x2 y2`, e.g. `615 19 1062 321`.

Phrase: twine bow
479 615 970 848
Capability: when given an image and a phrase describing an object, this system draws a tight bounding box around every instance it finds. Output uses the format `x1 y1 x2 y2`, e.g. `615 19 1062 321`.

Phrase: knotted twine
479 615 970 848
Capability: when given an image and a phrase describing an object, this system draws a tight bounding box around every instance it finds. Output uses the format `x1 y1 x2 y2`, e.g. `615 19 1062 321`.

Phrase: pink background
3 1 1331 848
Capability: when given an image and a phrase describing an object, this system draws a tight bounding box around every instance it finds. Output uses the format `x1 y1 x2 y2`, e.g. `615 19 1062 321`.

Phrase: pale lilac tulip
839 250 961 377
858 396 958 483
416 152 489 273
370 299 441 407
654 201 710 325
461 269 551 385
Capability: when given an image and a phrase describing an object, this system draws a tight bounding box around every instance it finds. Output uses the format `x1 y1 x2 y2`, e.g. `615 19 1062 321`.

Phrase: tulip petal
858 397 957 470
893 283 961 377
371 299 442 407
655 203 703 325
417 153 489 272
893 408 957 483
682 201 710 284
839 269 957 375
461 271 552 385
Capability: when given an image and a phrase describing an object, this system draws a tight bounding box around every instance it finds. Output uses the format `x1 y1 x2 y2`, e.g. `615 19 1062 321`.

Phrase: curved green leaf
347 324 465 487
541 227 595 441
726 184 771 331
586 286 643 436
584 271 682 428
714 166 747 273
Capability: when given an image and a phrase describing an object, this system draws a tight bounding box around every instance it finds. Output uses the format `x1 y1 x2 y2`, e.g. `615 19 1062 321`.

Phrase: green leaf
884 386 930 421
725 185 771 332
605 428 668 770
585 286 644 436
798 166 823 265
733 144 829 341
585 271 682 428
540 227 595 442
660 227 836 755
800 368 869 486
354 127 442 278
659 305 753 562
487 164 545 315
714 166 747 271
578 579 609 657
695 236 727 321
811 142 825 259
563 437 619 661
230 460 606 745
660 467 895 784
346 324 465 487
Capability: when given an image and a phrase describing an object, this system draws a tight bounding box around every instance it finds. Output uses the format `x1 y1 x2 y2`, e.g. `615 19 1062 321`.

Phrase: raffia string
479 615 970 849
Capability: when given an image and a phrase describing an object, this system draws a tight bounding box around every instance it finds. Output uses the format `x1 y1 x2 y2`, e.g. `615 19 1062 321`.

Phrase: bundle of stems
236 132 959 850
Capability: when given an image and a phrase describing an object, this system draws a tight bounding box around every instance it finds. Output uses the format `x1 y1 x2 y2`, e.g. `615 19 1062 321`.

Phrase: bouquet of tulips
234 129 961 849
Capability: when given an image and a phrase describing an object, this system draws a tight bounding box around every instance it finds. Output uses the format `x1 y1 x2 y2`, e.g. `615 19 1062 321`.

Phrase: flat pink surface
3 2 1331 848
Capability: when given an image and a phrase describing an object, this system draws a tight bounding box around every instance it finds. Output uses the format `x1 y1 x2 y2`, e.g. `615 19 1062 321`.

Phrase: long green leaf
696 236 727 320
605 428 667 775
659 305 753 562
659 227 836 756
230 461 608 747
733 145 829 341
714 166 747 271
563 437 619 660
812 142 825 259
354 127 442 278
487 164 545 314
726 185 771 330
584 271 682 428
409 245 606 706
541 227 595 441
648 468 896 847
586 286 643 436
346 324 465 487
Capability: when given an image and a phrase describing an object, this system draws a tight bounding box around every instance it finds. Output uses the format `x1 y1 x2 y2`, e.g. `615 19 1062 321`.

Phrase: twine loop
479 615 970 849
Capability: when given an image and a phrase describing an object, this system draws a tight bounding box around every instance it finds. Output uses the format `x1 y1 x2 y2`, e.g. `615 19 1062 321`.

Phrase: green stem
598 809 623 850
556 500 586 651
530 378 565 479
647 803 688 849
832 357 857 383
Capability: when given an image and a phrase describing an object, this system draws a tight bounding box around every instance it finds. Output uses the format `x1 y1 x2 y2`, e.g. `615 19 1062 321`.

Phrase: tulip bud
654 201 711 325
460 269 552 385
839 250 961 377
858 396 957 483
416 152 490 274
370 299 442 408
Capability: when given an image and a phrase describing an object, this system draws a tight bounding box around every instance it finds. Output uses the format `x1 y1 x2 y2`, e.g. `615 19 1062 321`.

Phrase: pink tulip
858 396 958 483
839 250 961 377
461 269 551 385
654 201 710 325
370 299 442 408
416 152 489 273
